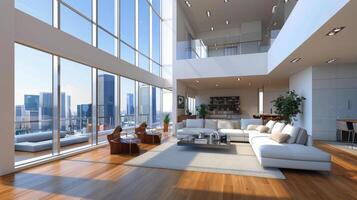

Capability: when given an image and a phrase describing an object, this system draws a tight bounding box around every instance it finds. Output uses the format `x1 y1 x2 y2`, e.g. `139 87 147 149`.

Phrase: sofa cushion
217 120 240 129
271 122 285 134
177 128 215 136
186 119 203 128
270 132 290 143
256 125 270 133
265 120 276 133
251 137 331 162
247 125 258 130
296 128 308 145
281 124 300 144
219 129 247 137
241 119 262 129
205 119 218 130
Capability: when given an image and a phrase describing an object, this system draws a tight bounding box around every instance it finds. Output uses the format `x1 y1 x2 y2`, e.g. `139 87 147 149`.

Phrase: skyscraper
24 95 40 131
98 74 115 128
39 92 52 131
127 93 134 115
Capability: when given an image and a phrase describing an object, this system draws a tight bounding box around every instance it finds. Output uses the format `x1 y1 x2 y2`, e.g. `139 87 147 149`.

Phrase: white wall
289 67 313 135
0 0 15 175
174 53 267 80
312 64 357 140
268 0 349 72
263 86 289 114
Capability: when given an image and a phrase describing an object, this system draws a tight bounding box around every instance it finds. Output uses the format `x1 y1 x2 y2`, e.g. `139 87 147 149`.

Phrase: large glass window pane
15 44 53 164
152 0 161 15
120 77 136 128
162 89 172 123
120 42 136 65
152 13 161 64
62 0 92 18
138 54 150 71
15 0 52 25
151 87 162 127
138 0 150 58
120 0 135 48
138 82 150 124
98 28 117 56
98 70 117 143
152 62 161 77
60 4 92 44
60 58 92 152
98 0 117 35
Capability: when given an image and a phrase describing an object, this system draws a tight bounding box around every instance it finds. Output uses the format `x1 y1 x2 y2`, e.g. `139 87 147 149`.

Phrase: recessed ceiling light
225 20 229 25
224 0 229 3
237 77 241 81
285 0 289 3
185 1 191 7
290 58 302 63
210 26 214 31
326 58 337 64
215 84 219 87
206 10 211 17
326 26 345 36
195 80 200 83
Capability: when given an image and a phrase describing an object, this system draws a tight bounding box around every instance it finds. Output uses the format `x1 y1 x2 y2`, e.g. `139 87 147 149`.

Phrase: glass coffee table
177 132 231 149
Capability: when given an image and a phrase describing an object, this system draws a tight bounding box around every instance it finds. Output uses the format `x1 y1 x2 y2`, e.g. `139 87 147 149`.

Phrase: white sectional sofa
176 119 331 171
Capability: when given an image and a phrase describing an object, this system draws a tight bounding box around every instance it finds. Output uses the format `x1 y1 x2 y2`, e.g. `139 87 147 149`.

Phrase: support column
0 0 15 175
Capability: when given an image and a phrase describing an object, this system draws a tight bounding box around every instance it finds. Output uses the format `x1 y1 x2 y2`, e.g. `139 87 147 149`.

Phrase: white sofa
176 119 331 171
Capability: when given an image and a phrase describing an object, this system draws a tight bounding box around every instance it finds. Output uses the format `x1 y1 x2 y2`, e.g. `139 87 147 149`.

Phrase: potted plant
196 104 208 119
271 90 306 124
163 114 170 132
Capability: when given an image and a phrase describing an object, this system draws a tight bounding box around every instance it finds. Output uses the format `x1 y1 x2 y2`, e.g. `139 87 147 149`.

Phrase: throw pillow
247 124 258 130
265 120 276 133
296 128 308 145
270 132 290 143
217 120 234 129
271 122 285 134
255 125 269 133
282 124 300 144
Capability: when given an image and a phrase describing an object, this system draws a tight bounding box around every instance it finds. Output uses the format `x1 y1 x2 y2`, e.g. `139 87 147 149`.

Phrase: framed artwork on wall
177 95 185 109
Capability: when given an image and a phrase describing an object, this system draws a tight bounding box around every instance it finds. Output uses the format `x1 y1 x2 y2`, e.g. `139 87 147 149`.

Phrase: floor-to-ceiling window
151 87 162 127
14 44 54 163
98 0 118 56
120 77 136 128
138 0 150 71
60 58 92 152
163 89 173 123
120 0 136 65
60 1 92 45
138 82 150 124
97 70 118 142
152 0 162 76
15 0 52 25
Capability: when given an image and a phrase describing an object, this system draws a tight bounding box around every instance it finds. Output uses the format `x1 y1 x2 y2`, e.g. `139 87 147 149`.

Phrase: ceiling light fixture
225 20 229 25
326 26 345 36
206 10 211 17
224 0 229 3
215 84 219 87
290 58 302 63
195 80 200 83
185 1 191 7
326 58 337 64
210 26 214 31
237 78 241 81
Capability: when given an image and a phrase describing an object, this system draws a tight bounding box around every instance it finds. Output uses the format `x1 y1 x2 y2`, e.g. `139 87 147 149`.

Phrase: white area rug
125 140 286 179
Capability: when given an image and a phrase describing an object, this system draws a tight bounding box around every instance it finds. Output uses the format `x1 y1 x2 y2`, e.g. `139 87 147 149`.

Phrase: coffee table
177 132 231 149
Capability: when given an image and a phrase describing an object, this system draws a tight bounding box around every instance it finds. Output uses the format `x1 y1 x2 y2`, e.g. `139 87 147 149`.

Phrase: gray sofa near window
15 131 89 152
176 119 331 171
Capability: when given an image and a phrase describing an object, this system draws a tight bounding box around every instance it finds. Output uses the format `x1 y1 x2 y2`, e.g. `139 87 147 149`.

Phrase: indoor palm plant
163 114 170 132
271 90 305 124
196 104 208 119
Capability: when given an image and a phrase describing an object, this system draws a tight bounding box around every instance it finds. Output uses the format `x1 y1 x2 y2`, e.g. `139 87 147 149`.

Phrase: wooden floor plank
1 141 357 200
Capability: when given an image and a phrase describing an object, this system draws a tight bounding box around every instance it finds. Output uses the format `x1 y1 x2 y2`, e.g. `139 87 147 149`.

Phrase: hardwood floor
1 140 357 200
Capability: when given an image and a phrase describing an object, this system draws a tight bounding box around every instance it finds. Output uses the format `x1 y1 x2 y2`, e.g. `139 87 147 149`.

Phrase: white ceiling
180 76 289 90
269 0 357 78
179 0 280 34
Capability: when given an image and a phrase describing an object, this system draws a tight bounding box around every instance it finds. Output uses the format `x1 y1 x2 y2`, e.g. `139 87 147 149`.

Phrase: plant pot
163 123 169 132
